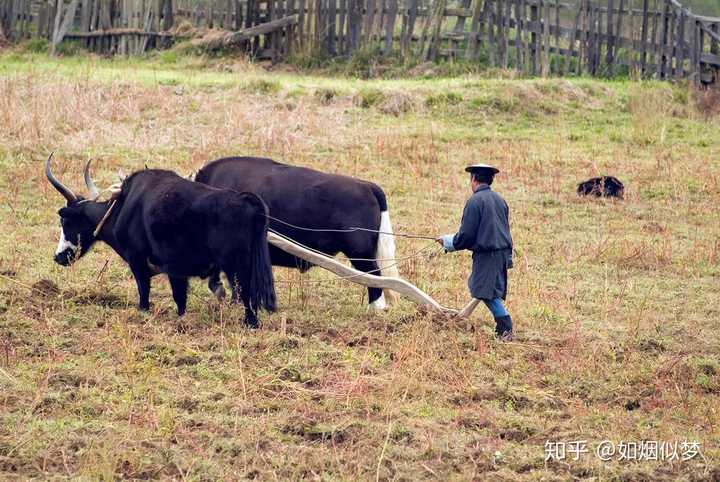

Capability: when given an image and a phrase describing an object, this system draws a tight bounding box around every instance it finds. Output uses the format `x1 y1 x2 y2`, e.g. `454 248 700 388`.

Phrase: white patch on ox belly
55 227 78 255
369 293 387 311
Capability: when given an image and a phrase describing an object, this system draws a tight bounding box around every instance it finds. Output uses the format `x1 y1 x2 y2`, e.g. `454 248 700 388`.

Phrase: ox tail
247 197 277 313
370 184 400 305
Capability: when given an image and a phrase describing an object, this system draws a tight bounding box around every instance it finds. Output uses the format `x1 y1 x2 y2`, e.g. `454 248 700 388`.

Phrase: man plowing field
438 164 514 340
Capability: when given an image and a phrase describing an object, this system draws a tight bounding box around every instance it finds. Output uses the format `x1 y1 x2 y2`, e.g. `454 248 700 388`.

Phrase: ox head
45 153 105 266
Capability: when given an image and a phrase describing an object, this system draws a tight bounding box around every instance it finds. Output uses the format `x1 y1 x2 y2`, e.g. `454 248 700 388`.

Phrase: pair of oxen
46 155 399 327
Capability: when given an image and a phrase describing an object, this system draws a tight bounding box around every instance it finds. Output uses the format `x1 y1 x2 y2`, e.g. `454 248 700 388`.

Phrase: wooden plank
336 0 344 53
639 0 649 75
495 0 504 67
403 0 418 56
515 0 523 68
605 0 614 66
504 0 511 67
692 20 700 85
452 0 472 32
383 0 396 53
425 0 446 61
297 0 305 48
554 0 559 65
376 0 385 43
328 0 336 54
522 0 531 71
674 9 685 78
563 1 580 75
351 0 359 52
610 0 624 76
659 0 670 79
666 4 676 78
399 0 408 52
650 0 659 74
542 0 551 75
530 1 538 74
312 0 320 50
267 231 457 316
586 4 595 75
363 0 375 43
190 15 298 50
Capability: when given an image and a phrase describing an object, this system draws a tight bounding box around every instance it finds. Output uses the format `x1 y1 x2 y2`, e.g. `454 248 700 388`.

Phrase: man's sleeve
452 199 480 251
505 199 514 269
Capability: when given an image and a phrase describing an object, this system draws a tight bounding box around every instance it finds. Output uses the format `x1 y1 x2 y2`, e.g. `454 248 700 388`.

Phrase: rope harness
264 214 437 241
89 196 441 286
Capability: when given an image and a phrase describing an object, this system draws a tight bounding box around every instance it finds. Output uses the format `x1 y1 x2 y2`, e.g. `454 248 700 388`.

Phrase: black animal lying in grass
45 154 276 326
577 176 625 199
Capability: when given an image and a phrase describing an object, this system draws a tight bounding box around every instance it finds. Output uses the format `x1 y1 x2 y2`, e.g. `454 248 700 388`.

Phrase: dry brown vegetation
0 53 719 480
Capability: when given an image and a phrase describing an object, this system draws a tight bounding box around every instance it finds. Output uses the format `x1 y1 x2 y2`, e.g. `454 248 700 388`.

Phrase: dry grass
0 53 719 480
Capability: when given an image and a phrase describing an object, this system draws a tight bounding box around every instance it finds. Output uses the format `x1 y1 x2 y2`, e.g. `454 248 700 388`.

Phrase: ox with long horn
46 155 112 266
44 154 276 323
45 152 78 203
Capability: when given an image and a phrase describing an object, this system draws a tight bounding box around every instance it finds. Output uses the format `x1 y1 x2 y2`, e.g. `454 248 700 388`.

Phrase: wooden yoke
267 231 464 316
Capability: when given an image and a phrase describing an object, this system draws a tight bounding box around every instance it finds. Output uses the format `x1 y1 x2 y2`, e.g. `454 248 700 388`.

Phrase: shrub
355 88 385 108
314 87 339 105
243 78 281 95
24 37 49 54
55 40 83 56
378 90 417 115
425 91 463 109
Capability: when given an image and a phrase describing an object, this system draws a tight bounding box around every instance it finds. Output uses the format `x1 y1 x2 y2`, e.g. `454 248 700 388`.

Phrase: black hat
465 163 500 174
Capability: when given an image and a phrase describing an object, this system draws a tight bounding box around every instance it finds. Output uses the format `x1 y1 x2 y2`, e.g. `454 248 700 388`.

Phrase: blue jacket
441 185 513 300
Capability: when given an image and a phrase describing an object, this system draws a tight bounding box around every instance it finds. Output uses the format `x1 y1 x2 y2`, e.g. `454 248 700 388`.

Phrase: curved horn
45 152 77 203
84 159 100 200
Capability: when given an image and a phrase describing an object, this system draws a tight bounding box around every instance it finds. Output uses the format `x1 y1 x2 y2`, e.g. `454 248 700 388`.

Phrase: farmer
437 164 514 340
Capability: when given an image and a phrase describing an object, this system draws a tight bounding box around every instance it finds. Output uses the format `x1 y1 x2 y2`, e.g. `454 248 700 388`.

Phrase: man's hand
437 234 456 252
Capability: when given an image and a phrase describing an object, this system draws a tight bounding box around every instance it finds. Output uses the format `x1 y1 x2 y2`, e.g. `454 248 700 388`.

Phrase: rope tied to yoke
263 214 438 241
268 228 441 284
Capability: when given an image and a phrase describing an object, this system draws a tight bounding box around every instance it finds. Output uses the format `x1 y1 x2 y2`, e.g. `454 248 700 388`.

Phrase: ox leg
129 262 152 311
207 271 226 300
350 259 386 310
169 276 188 316
225 270 260 329
240 289 260 329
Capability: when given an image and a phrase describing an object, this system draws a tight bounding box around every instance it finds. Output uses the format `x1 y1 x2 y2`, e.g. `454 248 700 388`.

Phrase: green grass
0 52 719 480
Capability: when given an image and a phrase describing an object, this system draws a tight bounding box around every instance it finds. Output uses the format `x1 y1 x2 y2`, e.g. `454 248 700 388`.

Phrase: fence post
530 0 537 74
514 0 522 69
383 0 396 53
692 19 699 85
639 0 649 77
402 0 418 56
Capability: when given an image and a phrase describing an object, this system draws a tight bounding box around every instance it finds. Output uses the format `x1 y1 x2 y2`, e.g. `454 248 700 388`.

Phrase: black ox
577 176 625 199
195 156 400 310
46 154 276 326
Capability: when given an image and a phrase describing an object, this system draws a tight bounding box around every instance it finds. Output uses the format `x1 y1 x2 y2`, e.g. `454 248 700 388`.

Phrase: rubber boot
495 315 513 341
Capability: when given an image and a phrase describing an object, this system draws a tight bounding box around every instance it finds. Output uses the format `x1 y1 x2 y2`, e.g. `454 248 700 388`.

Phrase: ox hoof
244 319 261 329
368 294 387 312
209 284 226 301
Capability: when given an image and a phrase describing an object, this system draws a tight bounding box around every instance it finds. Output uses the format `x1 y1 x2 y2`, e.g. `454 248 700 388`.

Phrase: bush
425 91 463 109
355 88 385 108
55 40 83 56
24 37 49 54
243 78 282 95
378 90 417 116
314 87 339 105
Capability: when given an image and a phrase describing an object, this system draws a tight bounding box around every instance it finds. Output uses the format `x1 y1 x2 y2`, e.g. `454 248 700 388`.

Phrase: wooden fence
1 0 719 81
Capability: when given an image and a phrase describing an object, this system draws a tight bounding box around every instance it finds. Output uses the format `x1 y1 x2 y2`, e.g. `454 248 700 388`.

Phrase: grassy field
0 51 719 480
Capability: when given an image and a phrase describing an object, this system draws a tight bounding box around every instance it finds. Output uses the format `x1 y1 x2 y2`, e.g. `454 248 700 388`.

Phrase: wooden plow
267 231 482 319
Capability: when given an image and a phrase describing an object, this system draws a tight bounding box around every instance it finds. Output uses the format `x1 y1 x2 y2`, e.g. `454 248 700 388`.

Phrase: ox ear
58 207 77 218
